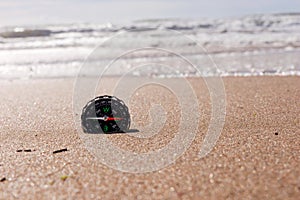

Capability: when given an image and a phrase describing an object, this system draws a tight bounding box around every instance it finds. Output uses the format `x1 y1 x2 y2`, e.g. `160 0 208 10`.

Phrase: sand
0 76 299 199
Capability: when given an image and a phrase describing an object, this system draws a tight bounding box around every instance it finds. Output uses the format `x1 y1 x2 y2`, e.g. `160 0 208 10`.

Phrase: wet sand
0 77 299 199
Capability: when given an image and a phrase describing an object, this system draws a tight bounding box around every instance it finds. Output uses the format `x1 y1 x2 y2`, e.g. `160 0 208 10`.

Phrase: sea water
0 13 300 79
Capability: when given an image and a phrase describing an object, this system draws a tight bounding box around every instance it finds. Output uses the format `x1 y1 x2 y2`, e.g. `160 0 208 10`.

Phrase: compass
81 95 130 133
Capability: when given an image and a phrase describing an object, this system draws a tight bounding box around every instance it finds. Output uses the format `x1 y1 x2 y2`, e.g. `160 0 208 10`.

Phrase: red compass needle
106 117 123 121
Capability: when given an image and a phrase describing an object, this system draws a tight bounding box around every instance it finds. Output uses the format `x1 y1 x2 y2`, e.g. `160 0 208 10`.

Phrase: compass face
81 95 130 133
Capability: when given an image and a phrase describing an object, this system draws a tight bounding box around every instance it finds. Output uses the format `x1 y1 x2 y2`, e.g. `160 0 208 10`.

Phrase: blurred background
0 0 300 78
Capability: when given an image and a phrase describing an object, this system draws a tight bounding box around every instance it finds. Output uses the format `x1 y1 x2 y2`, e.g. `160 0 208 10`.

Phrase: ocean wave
0 29 52 38
1 13 300 39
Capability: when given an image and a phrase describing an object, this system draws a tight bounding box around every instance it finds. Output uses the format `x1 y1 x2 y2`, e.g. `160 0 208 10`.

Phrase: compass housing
81 95 131 133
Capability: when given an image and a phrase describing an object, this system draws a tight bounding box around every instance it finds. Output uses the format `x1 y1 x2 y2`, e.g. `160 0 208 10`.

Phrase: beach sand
0 77 299 199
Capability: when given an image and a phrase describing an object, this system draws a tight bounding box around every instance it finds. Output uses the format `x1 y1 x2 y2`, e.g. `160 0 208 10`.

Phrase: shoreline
0 74 300 81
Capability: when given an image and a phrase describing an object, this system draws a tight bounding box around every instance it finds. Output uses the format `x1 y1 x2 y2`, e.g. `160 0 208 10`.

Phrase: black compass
81 95 130 133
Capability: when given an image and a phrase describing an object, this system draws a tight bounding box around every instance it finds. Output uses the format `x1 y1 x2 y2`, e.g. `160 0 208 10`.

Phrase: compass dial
81 95 130 133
